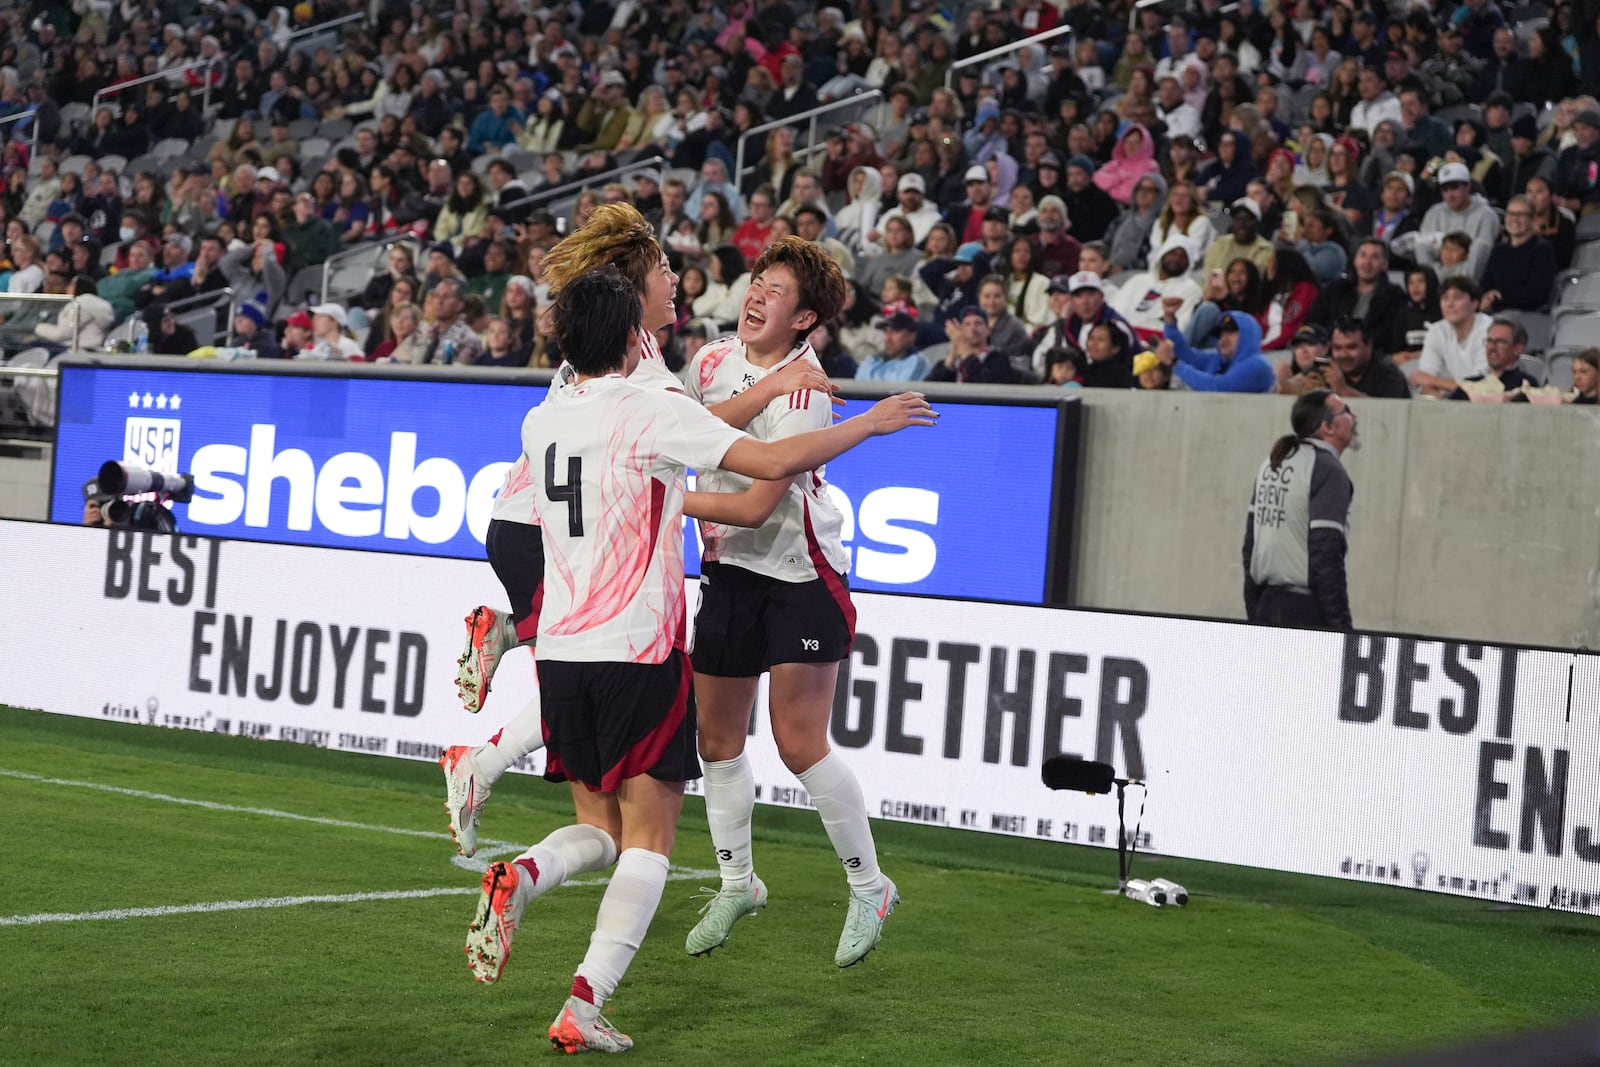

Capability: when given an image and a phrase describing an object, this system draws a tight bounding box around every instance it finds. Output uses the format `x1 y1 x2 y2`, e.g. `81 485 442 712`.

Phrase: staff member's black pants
1254 587 1329 629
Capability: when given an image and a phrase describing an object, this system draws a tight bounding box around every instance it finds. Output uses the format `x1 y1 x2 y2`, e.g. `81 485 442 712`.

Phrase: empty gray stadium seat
1552 310 1600 349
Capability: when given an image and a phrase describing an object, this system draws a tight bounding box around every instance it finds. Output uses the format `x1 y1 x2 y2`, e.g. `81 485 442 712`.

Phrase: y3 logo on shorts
801 638 820 651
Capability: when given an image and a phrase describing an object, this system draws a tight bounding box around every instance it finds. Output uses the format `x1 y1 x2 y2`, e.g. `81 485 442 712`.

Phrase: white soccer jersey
686 336 850 583
491 328 681 525
522 375 747 663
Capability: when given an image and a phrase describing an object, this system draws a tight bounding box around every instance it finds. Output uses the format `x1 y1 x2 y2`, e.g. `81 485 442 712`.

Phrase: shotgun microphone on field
1041 756 1120 794
1041 757 1164 903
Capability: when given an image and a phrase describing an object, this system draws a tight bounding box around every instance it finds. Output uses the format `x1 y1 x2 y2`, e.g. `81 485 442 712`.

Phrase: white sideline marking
0 865 720 928
0 767 515 848
0 887 479 926
0 768 718 926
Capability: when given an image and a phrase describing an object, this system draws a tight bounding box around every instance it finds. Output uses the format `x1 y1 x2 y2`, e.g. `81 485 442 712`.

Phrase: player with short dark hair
463 263 936 1053
681 237 902 969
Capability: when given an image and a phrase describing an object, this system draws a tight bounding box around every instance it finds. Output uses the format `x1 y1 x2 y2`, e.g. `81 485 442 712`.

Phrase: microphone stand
1115 779 1129 891
1101 777 1145 897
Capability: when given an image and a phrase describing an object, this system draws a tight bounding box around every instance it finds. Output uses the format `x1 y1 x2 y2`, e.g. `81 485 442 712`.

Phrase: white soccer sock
571 848 670 1007
796 751 883 895
474 696 545 781
513 823 619 902
702 754 757 888
497 610 526 652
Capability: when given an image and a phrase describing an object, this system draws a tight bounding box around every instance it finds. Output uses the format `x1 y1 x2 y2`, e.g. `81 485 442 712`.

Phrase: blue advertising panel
52 363 1066 602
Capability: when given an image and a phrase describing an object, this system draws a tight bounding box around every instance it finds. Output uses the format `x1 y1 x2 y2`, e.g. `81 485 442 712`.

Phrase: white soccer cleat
685 875 769 956
441 745 489 858
835 877 899 968
465 861 526 983
456 605 510 714
549 995 634 1054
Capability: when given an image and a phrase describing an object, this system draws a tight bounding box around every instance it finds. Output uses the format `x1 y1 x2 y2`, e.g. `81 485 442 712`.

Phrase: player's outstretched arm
721 393 936 481
684 477 794 528
706 359 842 429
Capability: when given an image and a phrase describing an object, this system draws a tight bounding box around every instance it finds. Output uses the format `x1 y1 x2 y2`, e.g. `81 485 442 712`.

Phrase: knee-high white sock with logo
796 751 883 895
702 753 757 888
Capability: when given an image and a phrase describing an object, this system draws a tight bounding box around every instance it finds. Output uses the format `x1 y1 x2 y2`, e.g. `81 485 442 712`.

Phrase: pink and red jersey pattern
492 328 681 527
686 336 850 584
520 377 746 663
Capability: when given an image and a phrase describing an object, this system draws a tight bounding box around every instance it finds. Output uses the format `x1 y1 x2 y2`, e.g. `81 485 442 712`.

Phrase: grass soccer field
1 705 1595 1066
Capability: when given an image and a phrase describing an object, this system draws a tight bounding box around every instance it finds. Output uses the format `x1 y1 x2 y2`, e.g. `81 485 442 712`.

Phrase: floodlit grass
0 706 1594 1066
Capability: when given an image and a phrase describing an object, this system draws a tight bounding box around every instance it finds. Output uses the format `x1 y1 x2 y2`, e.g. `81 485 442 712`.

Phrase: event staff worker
1242 389 1357 630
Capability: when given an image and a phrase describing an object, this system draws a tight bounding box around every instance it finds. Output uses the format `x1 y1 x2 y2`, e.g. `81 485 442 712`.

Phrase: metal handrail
734 91 882 185
281 11 367 48
166 284 238 346
0 108 40 162
496 154 669 219
91 60 216 118
0 293 79 350
320 232 421 305
944 25 1073 89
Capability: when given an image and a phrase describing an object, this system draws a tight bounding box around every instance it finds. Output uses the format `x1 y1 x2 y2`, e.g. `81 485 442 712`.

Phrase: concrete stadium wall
5 375 1598 648
1071 391 1600 650
0 452 49 522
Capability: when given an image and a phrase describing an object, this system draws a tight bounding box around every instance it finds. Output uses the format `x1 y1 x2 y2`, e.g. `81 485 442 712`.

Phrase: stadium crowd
0 0 1599 405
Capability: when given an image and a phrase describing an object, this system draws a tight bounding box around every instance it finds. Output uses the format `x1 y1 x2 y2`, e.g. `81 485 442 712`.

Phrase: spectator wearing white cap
1409 161 1500 283
1202 198 1274 275
1029 271 1135 379
1109 234 1205 342
1030 194 1081 279
871 172 943 248
946 163 997 246
1368 171 1421 261
302 303 365 361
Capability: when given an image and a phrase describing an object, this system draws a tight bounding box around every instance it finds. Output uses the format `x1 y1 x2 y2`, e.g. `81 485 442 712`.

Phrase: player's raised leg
464 818 619 983
455 603 518 713
456 517 546 714
441 695 550 857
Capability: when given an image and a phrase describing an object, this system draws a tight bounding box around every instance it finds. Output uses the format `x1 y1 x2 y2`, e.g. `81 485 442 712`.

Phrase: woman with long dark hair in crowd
1394 265 1441 364
1188 256 1270 345
1262 248 1321 351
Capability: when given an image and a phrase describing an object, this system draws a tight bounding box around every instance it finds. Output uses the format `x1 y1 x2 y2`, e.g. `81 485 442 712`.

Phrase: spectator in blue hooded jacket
1157 301 1276 392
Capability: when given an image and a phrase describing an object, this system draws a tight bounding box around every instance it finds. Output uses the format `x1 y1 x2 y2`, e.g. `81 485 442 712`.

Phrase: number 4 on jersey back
544 444 585 537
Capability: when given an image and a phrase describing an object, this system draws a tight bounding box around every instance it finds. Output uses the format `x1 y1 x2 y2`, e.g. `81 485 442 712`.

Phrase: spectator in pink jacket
1093 123 1160 205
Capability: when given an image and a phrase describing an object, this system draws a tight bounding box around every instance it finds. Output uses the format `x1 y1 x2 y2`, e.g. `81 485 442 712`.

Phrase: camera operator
85 463 193 533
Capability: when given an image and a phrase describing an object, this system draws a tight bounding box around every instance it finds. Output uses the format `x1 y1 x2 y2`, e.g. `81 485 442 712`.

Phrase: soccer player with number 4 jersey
462 265 935 1054
681 238 904 968
440 206 831 859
